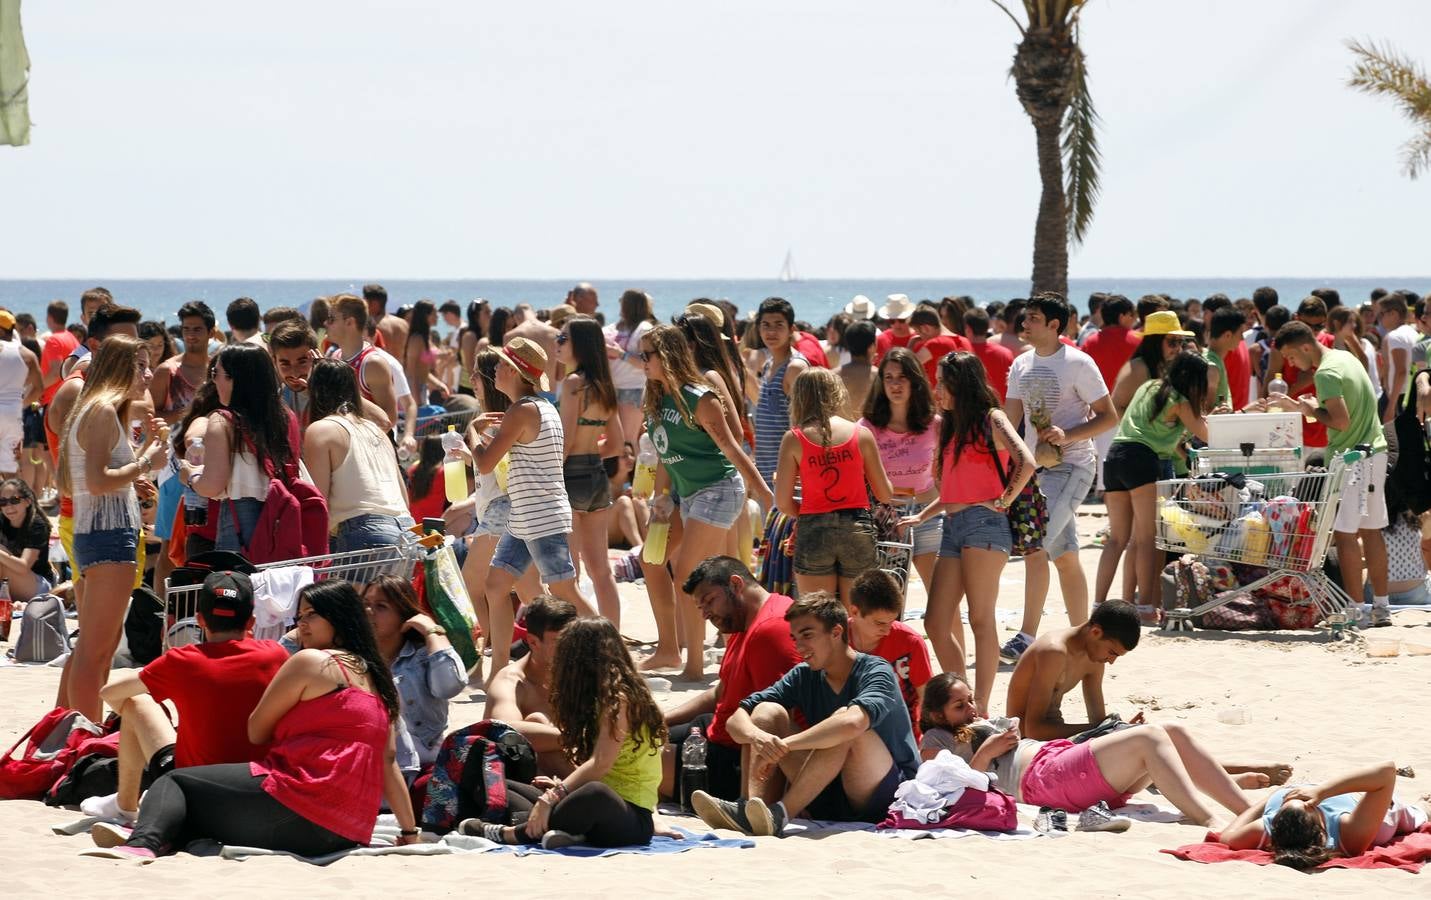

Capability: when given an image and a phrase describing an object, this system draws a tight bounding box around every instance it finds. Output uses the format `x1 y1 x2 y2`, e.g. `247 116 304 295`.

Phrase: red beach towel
1163 824 1431 873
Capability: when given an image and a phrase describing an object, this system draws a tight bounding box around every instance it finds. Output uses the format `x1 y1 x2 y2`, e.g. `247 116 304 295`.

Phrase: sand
3 508 1430 898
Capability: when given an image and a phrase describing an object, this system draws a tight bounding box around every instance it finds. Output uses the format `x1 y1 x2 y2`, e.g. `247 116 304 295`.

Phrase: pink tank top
794 426 868 514
251 654 390 844
939 425 1007 505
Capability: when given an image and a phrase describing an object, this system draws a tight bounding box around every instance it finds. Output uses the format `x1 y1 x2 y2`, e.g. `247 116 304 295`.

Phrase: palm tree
1346 40 1431 179
992 1 1101 297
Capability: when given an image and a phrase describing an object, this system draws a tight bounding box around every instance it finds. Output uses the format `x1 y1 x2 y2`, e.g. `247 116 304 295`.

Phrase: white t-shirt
1363 338 1383 399
374 347 412 400
604 320 653 391
1385 324 1421 386
1005 343 1108 471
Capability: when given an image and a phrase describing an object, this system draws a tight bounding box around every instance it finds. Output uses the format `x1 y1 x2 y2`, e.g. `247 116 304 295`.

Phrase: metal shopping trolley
410 407 479 440
162 543 421 649
876 498 920 597
1156 450 1367 635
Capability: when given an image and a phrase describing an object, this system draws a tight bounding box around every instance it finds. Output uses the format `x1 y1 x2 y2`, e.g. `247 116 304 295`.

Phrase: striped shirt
753 350 805 485
506 396 573 540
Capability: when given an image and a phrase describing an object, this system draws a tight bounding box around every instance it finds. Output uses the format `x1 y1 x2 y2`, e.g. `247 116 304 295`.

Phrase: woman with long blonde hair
775 367 892 602
58 335 167 720
637 325 771 680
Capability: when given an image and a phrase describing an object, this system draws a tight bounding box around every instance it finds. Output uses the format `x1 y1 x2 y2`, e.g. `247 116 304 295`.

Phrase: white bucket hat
878 293 915 321
844 295 875 320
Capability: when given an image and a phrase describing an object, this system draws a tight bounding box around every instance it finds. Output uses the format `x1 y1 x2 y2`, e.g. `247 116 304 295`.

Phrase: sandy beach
4 507 1430 898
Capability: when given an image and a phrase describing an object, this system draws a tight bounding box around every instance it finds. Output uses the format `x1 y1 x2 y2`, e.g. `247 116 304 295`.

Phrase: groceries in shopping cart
1212 510 1271 566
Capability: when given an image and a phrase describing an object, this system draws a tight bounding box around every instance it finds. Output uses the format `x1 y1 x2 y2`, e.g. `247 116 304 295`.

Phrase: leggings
505 780 654 847
126 764 357 857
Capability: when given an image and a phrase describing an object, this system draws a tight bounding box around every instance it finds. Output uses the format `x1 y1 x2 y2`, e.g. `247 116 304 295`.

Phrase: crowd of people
2 280 1430 868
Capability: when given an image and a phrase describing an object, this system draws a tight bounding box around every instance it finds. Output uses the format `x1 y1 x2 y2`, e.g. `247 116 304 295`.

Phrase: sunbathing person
661 556 801 803
483 595 579 776
692 592 919 837
1220 761 1431 869
920 673 1252 829
462 617 668 849
1005 600 1291 787
87 571 289 823
84 580 417 860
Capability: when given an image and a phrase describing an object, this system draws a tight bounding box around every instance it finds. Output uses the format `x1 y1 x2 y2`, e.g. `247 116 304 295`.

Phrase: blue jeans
216 498 264 554
332 513 416 554
938 506 1012 559
1038 463 1095 561
679 473 746 529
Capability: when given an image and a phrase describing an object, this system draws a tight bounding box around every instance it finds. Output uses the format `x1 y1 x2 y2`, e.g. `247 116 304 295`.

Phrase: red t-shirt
407 466 447 522
969 340 1015 403
40 332 80 405
793 332 829 369
140 638 290 768
1080 325 1140 395
874 328 916 365
709 593 801 748
867 621 933 740
1221 340 1251 410
915 335 969 387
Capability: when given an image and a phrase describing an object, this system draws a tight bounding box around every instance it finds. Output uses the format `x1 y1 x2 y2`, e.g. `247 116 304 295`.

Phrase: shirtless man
567 283 599 317
364 283 409 353
482 596 579 777
1006 600 1291 786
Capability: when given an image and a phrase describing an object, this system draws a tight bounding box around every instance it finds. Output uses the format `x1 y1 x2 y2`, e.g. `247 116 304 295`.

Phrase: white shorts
0 410 21 473
1333 451 1389 534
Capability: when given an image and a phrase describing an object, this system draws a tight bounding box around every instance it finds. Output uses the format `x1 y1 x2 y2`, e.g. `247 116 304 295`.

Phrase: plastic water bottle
0 579 11 641
632 434 657 499
442 426 468 503
1267 375 1288 397
642 490 672 565
680 726 709 813
182 436 207 526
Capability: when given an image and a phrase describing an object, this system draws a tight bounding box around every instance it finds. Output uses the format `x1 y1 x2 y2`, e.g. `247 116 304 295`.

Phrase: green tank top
1114 379 1188 458
648 384 736 498
601 727 662 811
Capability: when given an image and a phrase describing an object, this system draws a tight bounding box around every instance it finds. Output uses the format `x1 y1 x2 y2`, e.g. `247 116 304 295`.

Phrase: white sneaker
1076 801 1132 833
80 792 138 824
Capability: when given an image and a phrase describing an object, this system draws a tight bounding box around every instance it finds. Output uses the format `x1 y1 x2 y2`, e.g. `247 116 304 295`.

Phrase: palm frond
1346 39 1431 180
989 0 1025 33
1062 45 1101 247
1402 132 1431 180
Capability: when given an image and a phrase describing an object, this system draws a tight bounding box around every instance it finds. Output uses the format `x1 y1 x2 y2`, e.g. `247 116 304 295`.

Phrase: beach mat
1162 824 1431 873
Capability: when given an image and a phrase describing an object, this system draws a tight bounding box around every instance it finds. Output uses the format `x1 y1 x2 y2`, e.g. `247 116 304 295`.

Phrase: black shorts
144 743 177 784
668 713 743 802
1103 441 1162 492
564 453 613 513
806 761 902 824
22 406 46 447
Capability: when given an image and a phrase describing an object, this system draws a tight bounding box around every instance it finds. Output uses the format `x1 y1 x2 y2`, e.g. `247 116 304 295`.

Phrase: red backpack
218 409 330 563
0 708 117 800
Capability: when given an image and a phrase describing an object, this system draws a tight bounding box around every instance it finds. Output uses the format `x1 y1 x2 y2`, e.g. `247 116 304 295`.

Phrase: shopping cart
1156 450 1366 635
162 544 421 649
876 498 920 597
410 407 479 440
1189 443 1302 477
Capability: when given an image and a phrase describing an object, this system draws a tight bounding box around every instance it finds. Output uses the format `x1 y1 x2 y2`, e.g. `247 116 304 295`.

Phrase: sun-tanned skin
483 627 575 778
1007 621 1292 787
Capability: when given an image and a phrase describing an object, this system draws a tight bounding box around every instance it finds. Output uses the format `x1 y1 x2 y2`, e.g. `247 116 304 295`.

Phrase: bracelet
188 471 203 489
553 781 570 800
400 827 421 836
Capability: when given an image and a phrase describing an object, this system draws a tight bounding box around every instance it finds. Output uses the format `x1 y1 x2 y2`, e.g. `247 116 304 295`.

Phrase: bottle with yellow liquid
642 489 672 565
494 453 511 493
442 425 468 503
633 433 657 499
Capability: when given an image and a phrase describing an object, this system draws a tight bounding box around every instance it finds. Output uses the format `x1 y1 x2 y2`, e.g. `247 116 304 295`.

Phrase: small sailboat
778 249 801 283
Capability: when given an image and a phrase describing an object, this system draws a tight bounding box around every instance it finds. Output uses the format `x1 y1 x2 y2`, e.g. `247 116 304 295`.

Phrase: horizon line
3 274 1428 283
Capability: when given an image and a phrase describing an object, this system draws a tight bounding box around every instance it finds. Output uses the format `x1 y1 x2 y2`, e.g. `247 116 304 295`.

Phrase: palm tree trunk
1030 109 1068 297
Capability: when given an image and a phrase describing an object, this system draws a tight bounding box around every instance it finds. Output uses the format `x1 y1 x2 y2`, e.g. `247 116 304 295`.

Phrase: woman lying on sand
920 674 1286 829
1219 761 1431 869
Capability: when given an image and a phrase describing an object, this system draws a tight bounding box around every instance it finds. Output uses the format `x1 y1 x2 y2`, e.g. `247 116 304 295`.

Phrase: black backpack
123 587 165 667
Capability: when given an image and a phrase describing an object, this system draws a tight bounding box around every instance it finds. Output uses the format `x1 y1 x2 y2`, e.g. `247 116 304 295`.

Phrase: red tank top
939 424 1007 505
340 345 378 403
795 426 869 514
250 654 390 844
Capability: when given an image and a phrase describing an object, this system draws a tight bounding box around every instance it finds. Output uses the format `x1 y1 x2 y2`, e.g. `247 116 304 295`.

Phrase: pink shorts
1020 739 1132 813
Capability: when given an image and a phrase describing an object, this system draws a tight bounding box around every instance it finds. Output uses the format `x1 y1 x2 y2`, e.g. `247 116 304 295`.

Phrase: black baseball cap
198 570 255 625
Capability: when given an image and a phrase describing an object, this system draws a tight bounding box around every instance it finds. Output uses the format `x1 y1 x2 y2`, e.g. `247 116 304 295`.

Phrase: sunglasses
0 497 23 507
637 350 654 362
555 332 569 345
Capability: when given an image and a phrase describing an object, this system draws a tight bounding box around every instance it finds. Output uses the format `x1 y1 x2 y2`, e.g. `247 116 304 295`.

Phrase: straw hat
497 336 552 391
878 293 915 321
1138 310 1194 338
845 295 875 320
548 304 578 327
685 302 725 327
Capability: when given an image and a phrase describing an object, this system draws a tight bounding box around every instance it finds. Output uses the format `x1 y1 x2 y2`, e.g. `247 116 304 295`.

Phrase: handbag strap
983 418 1011 489
3 718 45 762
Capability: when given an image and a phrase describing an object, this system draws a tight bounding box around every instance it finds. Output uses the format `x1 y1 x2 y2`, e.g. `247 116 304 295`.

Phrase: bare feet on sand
1226 763 1293 787
639 653 683 672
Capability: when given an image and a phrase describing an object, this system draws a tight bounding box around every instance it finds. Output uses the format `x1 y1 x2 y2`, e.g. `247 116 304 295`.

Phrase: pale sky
4 0 1429 279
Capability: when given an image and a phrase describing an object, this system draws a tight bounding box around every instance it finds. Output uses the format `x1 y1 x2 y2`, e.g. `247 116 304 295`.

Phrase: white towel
249 565 314 639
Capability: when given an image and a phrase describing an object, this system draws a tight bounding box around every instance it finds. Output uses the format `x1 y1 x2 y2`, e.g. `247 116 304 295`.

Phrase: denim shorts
937 506 1012 559
216 497 264 553
794 508 877 577
911 514 943 558
564 453 612 513
679 473 746 529
73 526 141 570
493 531 577 583
1038 463 1094 561
617 387 644 408
332 513 416 553
33 573 54 596
476 495 511 537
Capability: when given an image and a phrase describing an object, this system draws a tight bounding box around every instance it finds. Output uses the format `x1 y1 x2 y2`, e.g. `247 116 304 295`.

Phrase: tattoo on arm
992 414 1024 485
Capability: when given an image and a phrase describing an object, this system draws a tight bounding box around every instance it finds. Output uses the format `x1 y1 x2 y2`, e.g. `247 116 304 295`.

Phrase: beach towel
1163 824 1431 873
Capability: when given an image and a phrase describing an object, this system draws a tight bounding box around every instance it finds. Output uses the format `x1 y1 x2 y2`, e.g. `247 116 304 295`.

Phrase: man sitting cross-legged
691 592 919 837
483 595 580 777
85 571 289 823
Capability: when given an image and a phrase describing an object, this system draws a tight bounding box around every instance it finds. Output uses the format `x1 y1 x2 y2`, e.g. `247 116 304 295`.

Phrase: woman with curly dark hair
86 580 418 860
461 617 668 849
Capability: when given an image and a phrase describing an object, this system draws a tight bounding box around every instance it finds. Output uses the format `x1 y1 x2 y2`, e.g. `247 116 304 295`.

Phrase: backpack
123 586 165 667
216 409 329 563
0 709 111 800
13 596 70 664
421 721 537 835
